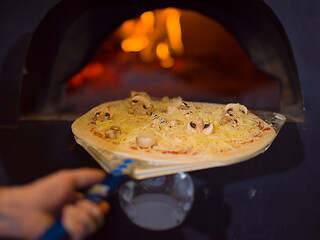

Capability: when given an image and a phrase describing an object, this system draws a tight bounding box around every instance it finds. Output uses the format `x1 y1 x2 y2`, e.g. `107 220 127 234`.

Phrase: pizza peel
72 109 286 180
39 110 286 240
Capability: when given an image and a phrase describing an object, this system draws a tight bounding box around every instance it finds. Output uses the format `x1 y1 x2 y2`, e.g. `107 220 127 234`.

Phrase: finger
73 202 97 232
62 204 96 240
70 168 106 189
77 199 105 227
25 168 106 211
62 198 109 239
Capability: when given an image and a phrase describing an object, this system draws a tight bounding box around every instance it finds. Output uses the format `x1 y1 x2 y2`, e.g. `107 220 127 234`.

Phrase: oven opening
20 1 304 122
64 8 279 113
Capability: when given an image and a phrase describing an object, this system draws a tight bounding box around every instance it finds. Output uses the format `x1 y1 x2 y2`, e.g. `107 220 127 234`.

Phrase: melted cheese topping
89 95 273 155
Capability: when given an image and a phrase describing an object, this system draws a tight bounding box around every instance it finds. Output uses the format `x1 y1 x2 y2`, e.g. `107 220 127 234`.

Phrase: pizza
71 91 277 165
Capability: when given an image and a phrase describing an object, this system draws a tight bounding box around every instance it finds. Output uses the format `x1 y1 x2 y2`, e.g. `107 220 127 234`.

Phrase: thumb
26 168 106 211
68 168 106 189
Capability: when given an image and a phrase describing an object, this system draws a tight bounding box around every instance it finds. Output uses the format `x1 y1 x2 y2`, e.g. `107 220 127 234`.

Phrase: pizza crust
71 99 277 165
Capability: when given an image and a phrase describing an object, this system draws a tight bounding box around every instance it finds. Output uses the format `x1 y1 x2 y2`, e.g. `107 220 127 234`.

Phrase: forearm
0 186 51 239
0 187 20 238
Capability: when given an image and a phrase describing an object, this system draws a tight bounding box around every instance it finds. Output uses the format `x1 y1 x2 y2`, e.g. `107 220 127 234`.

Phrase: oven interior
19 0 303 123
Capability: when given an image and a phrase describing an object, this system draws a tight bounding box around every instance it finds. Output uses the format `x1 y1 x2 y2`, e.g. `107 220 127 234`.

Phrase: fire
166 8 184 55
68 8 184 92
119 8 184 68
156 43 174 68
67 7 276 103
121 37 149 52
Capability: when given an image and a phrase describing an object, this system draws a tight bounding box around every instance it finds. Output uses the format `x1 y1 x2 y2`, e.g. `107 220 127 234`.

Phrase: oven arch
20 0 303 122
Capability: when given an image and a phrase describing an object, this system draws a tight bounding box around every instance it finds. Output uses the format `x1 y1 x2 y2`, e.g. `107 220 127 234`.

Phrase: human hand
0 168 109 240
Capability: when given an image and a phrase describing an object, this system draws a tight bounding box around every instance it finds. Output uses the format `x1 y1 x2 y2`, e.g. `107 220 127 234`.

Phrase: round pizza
72 91 277 165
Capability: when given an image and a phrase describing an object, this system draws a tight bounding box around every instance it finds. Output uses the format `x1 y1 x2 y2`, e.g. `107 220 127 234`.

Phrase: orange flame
119 8 184 68
166 8 184 55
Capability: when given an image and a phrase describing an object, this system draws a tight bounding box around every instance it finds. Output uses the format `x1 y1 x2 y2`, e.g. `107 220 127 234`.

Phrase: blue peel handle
38 160 132 240
38 219 65 240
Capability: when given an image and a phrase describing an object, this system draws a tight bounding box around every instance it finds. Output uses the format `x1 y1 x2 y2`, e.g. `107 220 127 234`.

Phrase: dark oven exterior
1 0 320 239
